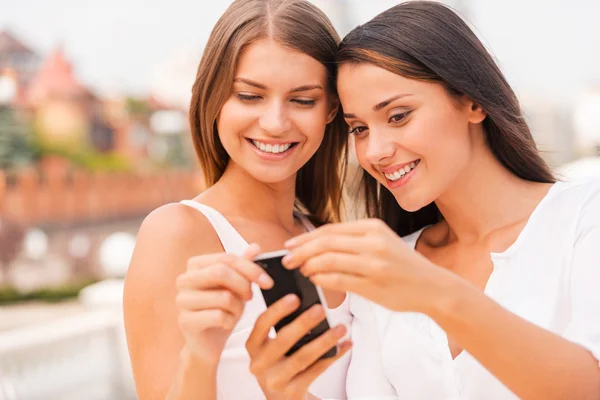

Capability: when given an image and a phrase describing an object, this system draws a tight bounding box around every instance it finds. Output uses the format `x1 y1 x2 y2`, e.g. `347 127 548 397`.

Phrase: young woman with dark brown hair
249 2 600 399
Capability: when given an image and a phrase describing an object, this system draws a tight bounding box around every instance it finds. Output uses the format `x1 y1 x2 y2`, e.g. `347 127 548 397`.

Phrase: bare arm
123 204 223 400
430 276 600 400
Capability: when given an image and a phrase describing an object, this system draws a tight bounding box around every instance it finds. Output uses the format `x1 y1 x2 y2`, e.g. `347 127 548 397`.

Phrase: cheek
292 107 328 144
217 99 255 143
407 109 472 183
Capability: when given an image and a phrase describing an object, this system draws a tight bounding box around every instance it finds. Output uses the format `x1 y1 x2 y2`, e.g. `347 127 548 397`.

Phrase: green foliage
0 279 98 305
0 106 35 169
31 133 131 172
125 97 151 116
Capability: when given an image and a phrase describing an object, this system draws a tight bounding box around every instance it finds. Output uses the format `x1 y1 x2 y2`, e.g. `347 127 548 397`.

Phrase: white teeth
384 160 420 182
251 140 293 154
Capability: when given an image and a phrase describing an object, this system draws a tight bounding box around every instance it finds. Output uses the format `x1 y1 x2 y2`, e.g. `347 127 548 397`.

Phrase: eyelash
349 111 411 136
236 94 315 106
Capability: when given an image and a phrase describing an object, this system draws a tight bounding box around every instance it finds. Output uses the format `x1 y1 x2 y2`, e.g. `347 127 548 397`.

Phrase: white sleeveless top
180 200 352 400
346 179 600 400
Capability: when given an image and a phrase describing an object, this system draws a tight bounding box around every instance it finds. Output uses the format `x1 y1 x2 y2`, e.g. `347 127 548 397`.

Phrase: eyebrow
343 94 412 119
234 78 323 94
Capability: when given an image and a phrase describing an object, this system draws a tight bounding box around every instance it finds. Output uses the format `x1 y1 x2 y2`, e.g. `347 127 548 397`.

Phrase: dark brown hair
189 0 348 224
337 1 555 236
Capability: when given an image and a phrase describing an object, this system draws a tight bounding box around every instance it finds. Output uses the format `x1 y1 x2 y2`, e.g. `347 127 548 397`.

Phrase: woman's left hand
283 219 456 314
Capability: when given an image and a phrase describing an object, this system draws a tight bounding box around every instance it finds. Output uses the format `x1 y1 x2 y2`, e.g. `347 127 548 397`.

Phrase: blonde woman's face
217 39 337 184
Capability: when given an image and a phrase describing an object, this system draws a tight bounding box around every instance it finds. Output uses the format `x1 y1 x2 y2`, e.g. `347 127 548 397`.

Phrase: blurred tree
125 97 151 117
0 106 35 169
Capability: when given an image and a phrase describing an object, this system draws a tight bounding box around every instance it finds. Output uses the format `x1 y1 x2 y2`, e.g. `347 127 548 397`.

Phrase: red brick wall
0 168 205 226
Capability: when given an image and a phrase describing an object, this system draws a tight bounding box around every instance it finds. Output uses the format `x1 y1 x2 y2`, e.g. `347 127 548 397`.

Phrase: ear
326 96 340 124
467 100 486 124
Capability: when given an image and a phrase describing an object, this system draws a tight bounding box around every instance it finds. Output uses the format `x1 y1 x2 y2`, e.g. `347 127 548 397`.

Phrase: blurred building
0 30 41 106
25 47 113 151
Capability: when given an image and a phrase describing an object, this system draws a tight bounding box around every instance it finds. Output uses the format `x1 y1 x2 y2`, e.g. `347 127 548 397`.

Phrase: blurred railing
0 309 136 400
0 167 205 226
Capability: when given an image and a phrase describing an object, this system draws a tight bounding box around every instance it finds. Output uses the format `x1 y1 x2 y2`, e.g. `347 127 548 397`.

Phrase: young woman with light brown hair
123 1 351 399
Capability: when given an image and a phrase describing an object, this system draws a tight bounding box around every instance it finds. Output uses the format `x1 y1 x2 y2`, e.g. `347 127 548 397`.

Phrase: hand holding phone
245 251 352 398
253 250 338 358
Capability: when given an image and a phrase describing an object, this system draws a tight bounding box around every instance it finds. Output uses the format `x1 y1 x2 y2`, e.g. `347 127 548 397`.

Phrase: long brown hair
337 1 555 236
189 0 348 224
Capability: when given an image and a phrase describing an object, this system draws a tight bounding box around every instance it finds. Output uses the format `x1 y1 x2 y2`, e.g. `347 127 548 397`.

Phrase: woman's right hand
246 295 352 400
175 243 273 364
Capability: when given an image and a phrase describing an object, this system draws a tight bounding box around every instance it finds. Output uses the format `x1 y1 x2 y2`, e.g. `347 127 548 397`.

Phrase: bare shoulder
124 202 223 300
124 202 224 296
123 202 224 398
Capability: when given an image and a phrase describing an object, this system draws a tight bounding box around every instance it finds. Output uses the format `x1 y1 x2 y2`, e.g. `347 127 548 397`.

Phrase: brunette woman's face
217 39 337 184
337 63 486 211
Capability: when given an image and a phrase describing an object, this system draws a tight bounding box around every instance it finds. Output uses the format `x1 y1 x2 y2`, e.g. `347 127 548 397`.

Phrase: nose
258 100 291 135
364 128 396 165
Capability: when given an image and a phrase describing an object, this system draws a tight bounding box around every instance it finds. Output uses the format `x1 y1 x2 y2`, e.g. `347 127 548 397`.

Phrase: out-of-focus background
0 1 599 399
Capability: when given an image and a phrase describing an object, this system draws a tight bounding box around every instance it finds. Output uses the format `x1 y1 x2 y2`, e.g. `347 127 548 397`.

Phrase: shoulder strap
179 200 248 255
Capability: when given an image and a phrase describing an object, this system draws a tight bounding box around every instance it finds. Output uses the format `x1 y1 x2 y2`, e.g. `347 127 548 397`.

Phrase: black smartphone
254 250 338 359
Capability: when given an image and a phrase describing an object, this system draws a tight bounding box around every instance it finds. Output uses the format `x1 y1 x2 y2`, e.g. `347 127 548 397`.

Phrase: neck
203 162 298 230
435 139 553 244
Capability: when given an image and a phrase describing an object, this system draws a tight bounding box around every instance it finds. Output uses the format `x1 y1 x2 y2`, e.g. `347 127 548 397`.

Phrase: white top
179 200 352 400
346 179 600 400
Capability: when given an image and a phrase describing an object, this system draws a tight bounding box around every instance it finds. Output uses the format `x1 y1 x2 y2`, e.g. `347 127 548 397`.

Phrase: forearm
429 277 600 400
166 347 219 400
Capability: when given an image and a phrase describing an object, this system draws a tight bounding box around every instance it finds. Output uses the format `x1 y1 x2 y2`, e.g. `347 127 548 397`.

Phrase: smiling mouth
383 159 421 182
248 139 298 154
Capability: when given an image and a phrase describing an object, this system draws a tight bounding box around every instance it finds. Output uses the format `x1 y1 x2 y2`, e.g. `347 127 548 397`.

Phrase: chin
248 167 296 184
393 191 432 213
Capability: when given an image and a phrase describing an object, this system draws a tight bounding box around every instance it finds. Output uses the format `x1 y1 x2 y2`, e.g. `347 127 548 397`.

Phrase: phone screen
254 250 337 358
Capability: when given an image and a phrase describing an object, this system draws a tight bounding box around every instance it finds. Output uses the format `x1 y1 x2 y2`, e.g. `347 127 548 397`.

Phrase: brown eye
389 112 410 124
349 126 368 136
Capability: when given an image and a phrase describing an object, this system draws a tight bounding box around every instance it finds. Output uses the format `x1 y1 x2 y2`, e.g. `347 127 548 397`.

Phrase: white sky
1 0 599 105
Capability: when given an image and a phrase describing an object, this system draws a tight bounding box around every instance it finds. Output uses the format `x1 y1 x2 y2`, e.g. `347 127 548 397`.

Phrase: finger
252 304 328 370
176 289 244 316
177 264 253 300
299 252 367 277
178 308 238 332
282 236 366 269
246 294 300 355
230 256 274 290
188 250 274 290
309 273 366 294
290 340 352 392
242 243 261 260
285 219 387 248
276 324 348 382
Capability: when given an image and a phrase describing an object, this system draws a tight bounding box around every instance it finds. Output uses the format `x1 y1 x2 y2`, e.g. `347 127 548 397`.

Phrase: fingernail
333 324 347 336
285 294 298 305
284 238 297 248
282 254 292 266
339 340 353 351
309 304 324 317
258 273 273 288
